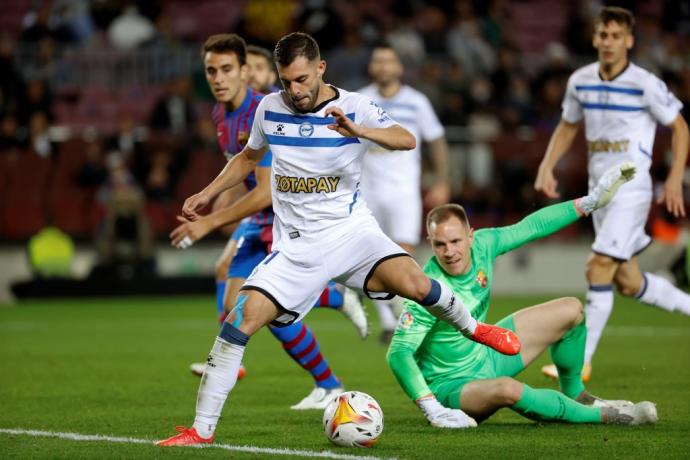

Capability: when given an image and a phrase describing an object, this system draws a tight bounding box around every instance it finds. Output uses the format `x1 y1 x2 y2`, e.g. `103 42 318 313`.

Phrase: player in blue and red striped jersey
174 35 367 410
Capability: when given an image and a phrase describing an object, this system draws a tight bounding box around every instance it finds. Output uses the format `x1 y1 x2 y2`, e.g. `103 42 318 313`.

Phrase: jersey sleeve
561 74 583 123
386 302 438 402
480 200 580 257
645 75 683 126
357 95 398 129
247 97 269 150
417 95 445 141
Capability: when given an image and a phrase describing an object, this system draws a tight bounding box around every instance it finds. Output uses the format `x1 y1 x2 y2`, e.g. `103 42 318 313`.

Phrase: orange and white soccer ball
323 391 384 447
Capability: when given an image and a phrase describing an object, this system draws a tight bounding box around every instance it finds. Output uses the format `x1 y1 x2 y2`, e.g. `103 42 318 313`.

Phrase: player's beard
289 84 320 113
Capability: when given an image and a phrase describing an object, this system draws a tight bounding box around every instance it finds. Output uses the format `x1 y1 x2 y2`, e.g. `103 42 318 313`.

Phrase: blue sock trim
635 273 649 299
219 322 249 346
588 284 613 292
419 279 441 306
215 281 226 317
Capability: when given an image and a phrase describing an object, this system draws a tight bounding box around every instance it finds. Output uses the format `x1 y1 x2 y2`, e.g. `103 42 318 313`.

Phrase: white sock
373 299 398 331
584 285 614 364
423 280 477 336
193 337 246 438
637 272 690 315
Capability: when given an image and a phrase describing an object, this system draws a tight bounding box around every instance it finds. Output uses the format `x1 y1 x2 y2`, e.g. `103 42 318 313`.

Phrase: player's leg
511 297 587 399
312 281 369 339
374 243 414 344
361 241 519 355
230 226 351 394
270 322 345 410
615 256 690 315
458 378 655 425
583 252 619 365
213 238 237 321
158 290 280 445
209 186 247 315
542 253 616 381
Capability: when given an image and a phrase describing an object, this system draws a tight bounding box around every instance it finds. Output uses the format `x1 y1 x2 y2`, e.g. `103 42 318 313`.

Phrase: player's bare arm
424 136 451 208
535 119 581 198
182 146 268 220
325 106 416 151
658 114 689 217
172 166 272 248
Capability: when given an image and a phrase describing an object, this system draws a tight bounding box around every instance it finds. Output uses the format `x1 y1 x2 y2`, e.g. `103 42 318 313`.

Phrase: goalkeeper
387 163 658 428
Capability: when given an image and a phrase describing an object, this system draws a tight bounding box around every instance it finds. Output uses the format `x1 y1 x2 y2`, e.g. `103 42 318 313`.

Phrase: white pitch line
0 428 396 460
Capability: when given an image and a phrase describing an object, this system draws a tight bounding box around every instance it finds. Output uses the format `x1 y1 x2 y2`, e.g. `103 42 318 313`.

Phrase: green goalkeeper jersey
386 201 580 401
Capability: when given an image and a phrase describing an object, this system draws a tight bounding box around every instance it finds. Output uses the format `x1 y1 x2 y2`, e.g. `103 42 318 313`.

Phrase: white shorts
241 216 409 326
362 189 422 246
591 189 651 261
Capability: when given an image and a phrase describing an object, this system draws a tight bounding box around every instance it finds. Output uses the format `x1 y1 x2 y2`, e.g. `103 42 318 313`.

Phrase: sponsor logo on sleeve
399 310 414 330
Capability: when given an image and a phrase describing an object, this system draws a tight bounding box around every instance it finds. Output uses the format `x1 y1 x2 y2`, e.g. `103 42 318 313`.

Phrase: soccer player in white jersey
534 6 690 382
158 32 521 446
358 42 451 344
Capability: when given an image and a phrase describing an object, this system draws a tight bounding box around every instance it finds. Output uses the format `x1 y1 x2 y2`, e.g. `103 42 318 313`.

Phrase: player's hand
182 192 210 221
427 407 478 429
424 181 451 208
534 167 560 199
325 106 363 138
658 178 686 218
416 394 477 429
170 215 213 249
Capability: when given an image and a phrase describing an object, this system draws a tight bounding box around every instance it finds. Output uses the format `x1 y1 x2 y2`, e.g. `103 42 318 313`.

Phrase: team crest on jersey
476 270 488 288
399 311 414 330
299 121 314 137
237 130 249 146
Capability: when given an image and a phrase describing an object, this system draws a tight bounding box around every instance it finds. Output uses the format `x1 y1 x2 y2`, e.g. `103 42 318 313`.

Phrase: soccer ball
322 391 383 447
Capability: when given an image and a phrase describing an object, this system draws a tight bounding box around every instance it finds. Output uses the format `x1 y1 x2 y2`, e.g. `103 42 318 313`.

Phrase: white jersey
358 84 445 190
562 62 682 192
246 86 398 241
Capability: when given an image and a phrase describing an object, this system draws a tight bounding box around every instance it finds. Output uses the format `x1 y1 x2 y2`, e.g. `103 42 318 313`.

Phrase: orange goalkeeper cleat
156 426 214 446
470 323 521 355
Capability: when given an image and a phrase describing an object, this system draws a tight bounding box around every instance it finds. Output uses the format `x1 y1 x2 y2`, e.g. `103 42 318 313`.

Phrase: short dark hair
201 33 247 65
247 45 273 64
273 32 320 67
371 39 396 53
426 204 470 234
248 44 277 73
595 6 635 31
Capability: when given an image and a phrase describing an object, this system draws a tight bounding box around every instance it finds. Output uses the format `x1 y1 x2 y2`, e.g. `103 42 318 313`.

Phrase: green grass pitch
1 294 689 459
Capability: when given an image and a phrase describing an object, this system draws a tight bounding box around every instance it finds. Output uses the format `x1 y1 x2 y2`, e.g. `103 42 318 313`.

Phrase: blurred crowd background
1 0 688 261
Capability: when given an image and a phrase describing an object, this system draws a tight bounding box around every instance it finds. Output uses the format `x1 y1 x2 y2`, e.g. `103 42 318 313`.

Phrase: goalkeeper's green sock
511 383 601 423
549 319 586 399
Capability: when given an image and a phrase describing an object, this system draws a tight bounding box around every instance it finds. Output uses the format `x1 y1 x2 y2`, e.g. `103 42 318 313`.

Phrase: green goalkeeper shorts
434 314 525 409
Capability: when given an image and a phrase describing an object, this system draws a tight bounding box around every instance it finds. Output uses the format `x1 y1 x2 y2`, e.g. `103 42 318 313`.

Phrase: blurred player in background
359 42 451 343
158 31 520 446
183 34 368 408
246 45 279 94
535 6 690 382
389 164 658 428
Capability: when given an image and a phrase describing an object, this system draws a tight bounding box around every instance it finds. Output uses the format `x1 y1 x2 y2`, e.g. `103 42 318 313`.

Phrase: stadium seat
47 141 95 236
1 150 51 239
175 149 227 208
